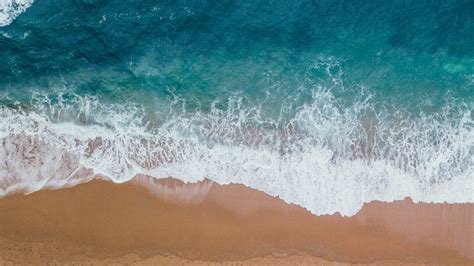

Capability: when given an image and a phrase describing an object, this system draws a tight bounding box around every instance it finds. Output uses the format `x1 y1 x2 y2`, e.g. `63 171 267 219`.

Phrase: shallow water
0 0 472 215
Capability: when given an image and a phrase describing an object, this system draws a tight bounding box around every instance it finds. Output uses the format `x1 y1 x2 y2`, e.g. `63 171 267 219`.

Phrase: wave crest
0 0 33 27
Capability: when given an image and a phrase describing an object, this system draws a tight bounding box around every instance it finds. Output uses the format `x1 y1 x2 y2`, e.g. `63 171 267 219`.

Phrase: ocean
0 0 472 215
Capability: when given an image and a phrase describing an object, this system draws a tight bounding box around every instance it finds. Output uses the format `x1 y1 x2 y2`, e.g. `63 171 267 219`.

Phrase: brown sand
0 176 472 264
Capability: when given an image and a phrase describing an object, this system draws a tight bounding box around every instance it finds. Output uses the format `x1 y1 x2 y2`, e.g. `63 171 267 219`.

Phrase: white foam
0 0 33 27
0 89 472 216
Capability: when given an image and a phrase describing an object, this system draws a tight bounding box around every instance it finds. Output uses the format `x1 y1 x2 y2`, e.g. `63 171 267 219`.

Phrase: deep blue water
0 0 472 215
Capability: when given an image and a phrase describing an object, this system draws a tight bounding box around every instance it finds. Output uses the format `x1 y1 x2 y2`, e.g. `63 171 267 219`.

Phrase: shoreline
0 176 472 264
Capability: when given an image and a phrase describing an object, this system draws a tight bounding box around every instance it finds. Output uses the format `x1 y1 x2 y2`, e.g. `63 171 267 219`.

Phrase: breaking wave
0 0 33 27
1 86 472 216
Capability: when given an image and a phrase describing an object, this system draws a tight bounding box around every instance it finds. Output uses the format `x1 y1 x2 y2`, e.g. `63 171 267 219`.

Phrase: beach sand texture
0 176 472 264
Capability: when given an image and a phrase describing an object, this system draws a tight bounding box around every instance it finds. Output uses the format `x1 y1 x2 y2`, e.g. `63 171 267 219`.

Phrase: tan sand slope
0 176 472 264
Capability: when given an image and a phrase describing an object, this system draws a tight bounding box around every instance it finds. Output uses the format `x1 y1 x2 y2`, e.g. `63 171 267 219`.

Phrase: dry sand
0 176 472 264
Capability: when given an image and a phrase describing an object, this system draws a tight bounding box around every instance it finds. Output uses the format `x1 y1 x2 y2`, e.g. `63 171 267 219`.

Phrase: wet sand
0 176 472 264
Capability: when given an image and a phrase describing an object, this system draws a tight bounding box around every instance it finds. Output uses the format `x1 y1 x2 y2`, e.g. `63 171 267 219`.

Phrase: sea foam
0 0 33 27
0 87 472 216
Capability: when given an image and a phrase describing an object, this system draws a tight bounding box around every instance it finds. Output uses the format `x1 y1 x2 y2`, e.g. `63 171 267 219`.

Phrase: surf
1 85 472 216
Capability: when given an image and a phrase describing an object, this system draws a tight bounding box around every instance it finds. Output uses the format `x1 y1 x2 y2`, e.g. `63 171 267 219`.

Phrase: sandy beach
0 176 472 264
1 1 473 265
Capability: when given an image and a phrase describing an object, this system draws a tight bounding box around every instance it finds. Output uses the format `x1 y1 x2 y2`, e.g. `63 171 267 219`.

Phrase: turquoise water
0 0 472 215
